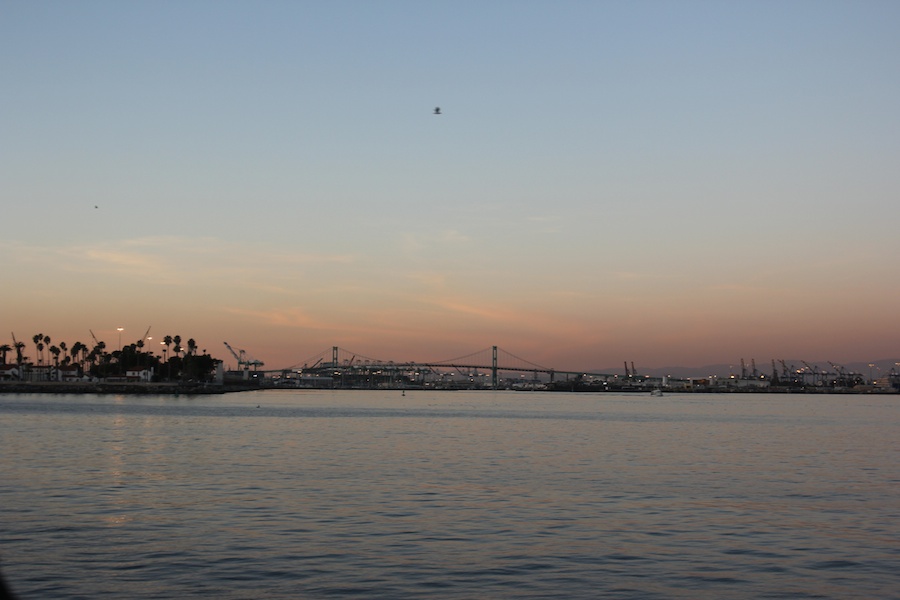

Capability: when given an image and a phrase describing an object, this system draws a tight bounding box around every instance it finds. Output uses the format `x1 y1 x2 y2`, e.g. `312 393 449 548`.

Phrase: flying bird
433 107 441 115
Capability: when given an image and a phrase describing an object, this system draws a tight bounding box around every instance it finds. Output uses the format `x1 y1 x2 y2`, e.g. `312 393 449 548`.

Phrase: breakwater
0 382 252 395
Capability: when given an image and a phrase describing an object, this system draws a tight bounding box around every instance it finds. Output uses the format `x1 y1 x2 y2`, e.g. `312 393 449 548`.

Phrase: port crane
737 358 761 379
826 361 861 387
223 342 264 371
89 329 103 348
778 359 800 384
10 332 25 364
801 361 820 386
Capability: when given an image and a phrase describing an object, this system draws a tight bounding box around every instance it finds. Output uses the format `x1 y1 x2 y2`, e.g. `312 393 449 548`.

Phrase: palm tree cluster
2 332 220 382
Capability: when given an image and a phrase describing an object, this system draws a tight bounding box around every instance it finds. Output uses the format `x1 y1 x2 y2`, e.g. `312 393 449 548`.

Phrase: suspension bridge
235 346 619 390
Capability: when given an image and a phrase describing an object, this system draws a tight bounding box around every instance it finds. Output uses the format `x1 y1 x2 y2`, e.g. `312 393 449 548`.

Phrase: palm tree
70 342 83 369
0 344 10 365
92 341 106 370
59 342 68 366
135 338 145 367
50 345 61 366
33 334 43 365
14 341 26 366
162 335 173 380
173 335 182 357
43 335 51 364
77 341 89 370
187 338 197 356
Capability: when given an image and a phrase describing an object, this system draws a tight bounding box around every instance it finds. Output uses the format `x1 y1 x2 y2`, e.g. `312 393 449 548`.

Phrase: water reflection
1 392 898 599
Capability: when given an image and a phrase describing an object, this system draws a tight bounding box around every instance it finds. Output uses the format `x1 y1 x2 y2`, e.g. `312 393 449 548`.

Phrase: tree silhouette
14 341 26 365
70 341 85 370
5 331 219 383
32 334 42 365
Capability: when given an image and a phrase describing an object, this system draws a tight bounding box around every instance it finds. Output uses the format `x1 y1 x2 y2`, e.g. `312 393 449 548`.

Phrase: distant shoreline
1 381 897 395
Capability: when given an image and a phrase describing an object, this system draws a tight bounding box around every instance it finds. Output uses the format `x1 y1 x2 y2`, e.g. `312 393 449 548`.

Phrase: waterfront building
0 364 21 381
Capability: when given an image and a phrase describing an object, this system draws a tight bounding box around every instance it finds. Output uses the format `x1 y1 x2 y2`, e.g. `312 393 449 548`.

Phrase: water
1 391 898 599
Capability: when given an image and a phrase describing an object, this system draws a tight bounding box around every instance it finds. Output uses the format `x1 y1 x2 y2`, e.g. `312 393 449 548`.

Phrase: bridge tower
332 346 339 366
492 345 498 389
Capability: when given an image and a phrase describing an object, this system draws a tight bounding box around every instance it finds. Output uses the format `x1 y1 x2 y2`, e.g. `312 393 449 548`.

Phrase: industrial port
3 333 898 394
224 346 900 394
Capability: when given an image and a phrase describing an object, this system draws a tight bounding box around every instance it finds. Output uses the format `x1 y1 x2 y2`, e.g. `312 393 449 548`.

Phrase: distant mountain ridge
595 359 900 379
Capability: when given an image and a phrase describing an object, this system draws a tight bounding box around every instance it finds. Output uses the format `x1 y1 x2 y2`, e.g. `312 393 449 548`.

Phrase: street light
117 327 124 351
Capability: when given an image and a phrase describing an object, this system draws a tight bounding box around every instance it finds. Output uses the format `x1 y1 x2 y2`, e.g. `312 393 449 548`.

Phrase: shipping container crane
11 332 25 365
828 361 850 387
801 361 820 386
223 342 264 371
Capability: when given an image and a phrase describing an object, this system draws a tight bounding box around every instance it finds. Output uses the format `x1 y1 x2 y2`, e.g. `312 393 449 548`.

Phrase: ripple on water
1 392 899 599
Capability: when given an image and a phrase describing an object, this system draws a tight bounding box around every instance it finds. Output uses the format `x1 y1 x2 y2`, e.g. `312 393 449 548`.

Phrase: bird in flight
433 107 441 115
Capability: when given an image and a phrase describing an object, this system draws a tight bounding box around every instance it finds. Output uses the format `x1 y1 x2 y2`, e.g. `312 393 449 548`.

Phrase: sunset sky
3 1 899 372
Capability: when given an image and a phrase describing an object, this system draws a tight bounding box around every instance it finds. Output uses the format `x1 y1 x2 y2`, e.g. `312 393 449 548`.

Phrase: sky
3 1 899 372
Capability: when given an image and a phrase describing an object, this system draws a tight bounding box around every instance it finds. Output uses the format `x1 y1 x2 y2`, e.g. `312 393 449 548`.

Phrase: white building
0 364 21 380
125 368 154 382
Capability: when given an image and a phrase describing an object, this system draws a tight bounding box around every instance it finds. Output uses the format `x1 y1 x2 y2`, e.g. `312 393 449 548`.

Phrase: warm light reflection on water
1 391 898 599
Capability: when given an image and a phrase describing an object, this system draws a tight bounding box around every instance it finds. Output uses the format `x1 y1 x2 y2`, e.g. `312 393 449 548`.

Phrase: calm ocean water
1 391 898 599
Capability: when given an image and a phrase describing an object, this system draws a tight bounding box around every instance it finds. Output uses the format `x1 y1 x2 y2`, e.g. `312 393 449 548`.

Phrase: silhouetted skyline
3 2 899 371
